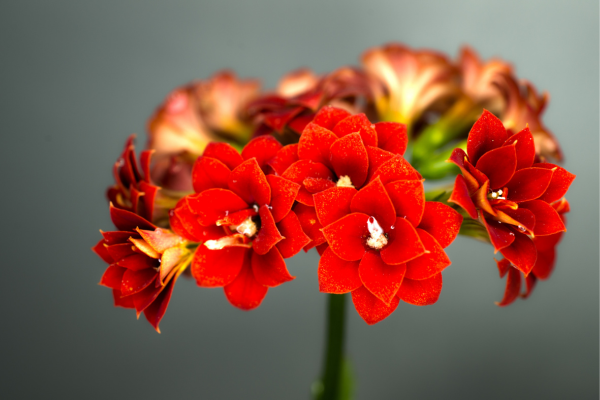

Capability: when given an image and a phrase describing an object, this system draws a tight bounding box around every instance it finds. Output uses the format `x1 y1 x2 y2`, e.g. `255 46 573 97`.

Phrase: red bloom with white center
315 175 462 324
93 205 191 332
171 136 311 310
270 105 409 251
448 110 575 276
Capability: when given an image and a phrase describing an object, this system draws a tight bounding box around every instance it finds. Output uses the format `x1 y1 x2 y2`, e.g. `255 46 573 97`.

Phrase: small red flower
448 110 575 275
315 177 462 324
93 205 192 332
171 136 311 310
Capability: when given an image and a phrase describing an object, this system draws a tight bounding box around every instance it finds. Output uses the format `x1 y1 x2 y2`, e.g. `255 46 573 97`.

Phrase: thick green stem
319 293 347 400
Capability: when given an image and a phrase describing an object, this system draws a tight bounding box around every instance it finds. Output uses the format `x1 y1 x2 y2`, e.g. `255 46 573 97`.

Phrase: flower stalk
316 293 347 400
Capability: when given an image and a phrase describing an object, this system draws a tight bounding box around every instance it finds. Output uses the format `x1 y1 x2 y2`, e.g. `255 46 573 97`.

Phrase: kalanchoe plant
93 43 575 399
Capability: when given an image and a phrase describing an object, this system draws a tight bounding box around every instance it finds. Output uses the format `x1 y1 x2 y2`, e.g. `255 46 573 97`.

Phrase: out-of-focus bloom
270 106 408 251
170 136 310 310
93 205 192 332
362 43 460 133
247 67 373 142
448 110 575 275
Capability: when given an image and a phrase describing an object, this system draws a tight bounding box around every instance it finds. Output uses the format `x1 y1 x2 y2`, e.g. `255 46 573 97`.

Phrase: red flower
170 136 311 310
448 110 575 275
315 177 462 324
270 106 409 251
93 205 192 332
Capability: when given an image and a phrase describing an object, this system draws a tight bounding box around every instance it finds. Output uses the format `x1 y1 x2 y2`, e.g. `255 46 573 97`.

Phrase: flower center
336 175 354 188
235 217 258 238
366 216 388 250
487 188 506 200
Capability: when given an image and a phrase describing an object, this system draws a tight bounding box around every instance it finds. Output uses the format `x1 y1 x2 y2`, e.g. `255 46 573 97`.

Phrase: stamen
235 217 258 238
366 217 388 250
336 175 354 188
204 235 245 250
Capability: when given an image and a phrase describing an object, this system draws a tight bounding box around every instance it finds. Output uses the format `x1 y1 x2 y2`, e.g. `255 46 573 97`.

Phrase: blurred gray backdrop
0 1 597 399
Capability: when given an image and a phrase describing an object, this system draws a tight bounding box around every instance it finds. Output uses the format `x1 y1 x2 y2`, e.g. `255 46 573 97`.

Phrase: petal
158 247 187 284
192 157 231 193
533 163 576 204
370 155 421 185
518 200 566 236
499 231 537 276
298 122 338 168
99 265 126 289
276 211 312 258
466 109 509 164
417 202 463 248
267 175 300 223
495 266 522 307
503 126 535 170
143 275 178 333
472 180 497 216
359 251 406 305
314 186 357 227
448 175 478 219
117 253 158 271
350 177 396 230
121 268 157 297
397 273 443 306
523 273 537 299
110 203 156 232
112 289 135 308
132 281 163 314
229 158 271 206
294 203 327 249
385 180 426 226
268 144 299 176
224 256 268 310
253 205 284 255
191 245 247 287
351 286 399 325
447 148 480 193
374 121 408 155
101 230 135 245
505 167 553 203
332 113 378 147
187 189 249 226
318 247 362 294
106 243 137 263
494 207 536 234
251 247 294 287
282 160 334 206
532 247 556 280
303 177 336 194
481 213 516 252
93 239 113 264
312 105 351 130
405 229 451 280
495 258 512 278
136 228 185 253
380 217 426 265
322 212 369 261
203 142 243 170
475 144 517 190
366 146 395 181
241 136 282 173
330 133 369 188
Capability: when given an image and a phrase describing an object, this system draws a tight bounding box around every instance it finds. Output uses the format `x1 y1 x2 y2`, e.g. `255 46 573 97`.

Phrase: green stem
318 293 347 400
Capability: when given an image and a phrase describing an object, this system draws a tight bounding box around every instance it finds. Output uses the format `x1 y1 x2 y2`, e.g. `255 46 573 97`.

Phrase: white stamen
236 217 258 237
204 236 242 250
366 217 388 249
336 175 354 188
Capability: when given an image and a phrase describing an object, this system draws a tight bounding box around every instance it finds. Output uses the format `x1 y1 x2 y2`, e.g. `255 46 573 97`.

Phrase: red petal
472 180 497 216
405 229 451 280
495 266 521 307
268 144 299 176
318 247 362 294
312 106 351 130
276 211 312 258
101 230 136 245
332 114 378 147
112 289 134 308
117 253 158 271
532 247 556 280
534 163 576 203
253 205 284 255
418 202 463 248
495 207 536 234
229 158 271 206
351 286 399 325
523 273 537 299
519 200 566 236
316 242 329 256
447 148 480 193
466 110 508 164
294 203 326 248
369 155 421 185
106 243 137 263
495 258 511 278
397 273 443 306
374 122 408 155
321 212 369 261
475 144 517 190
187 189 249 226
298 122 338 168
505 167 553 203
448 175 478 219
241 136 282 173
350 177 396 230
359 251 406 305
192 157 231 193
314 187 357 227
282 160 334 206
481 213 516 251
224 256 268 310
366 146 395 181
380 217 425 265
251 247 294 287
137 228 184 253
121 268 158 296
503 126 535 170
132 279 163 314
216 208 257 227
143 275 178 333
93 239 113 264
499 231 537 276
109 203 156 232
203 142 243 170
385 180 426 226
303 177 336 194
330 133 369 188
464 159 489 187
99 265 126 289
191 245 246 287
267 175 300 223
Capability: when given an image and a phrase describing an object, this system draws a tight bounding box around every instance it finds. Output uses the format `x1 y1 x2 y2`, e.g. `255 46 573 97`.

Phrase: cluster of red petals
169 136 310 310
93 205 190 332
448 110 575 279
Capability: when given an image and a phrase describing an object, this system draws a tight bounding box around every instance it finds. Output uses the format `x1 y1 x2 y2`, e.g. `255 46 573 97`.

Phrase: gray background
1 1 597 399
